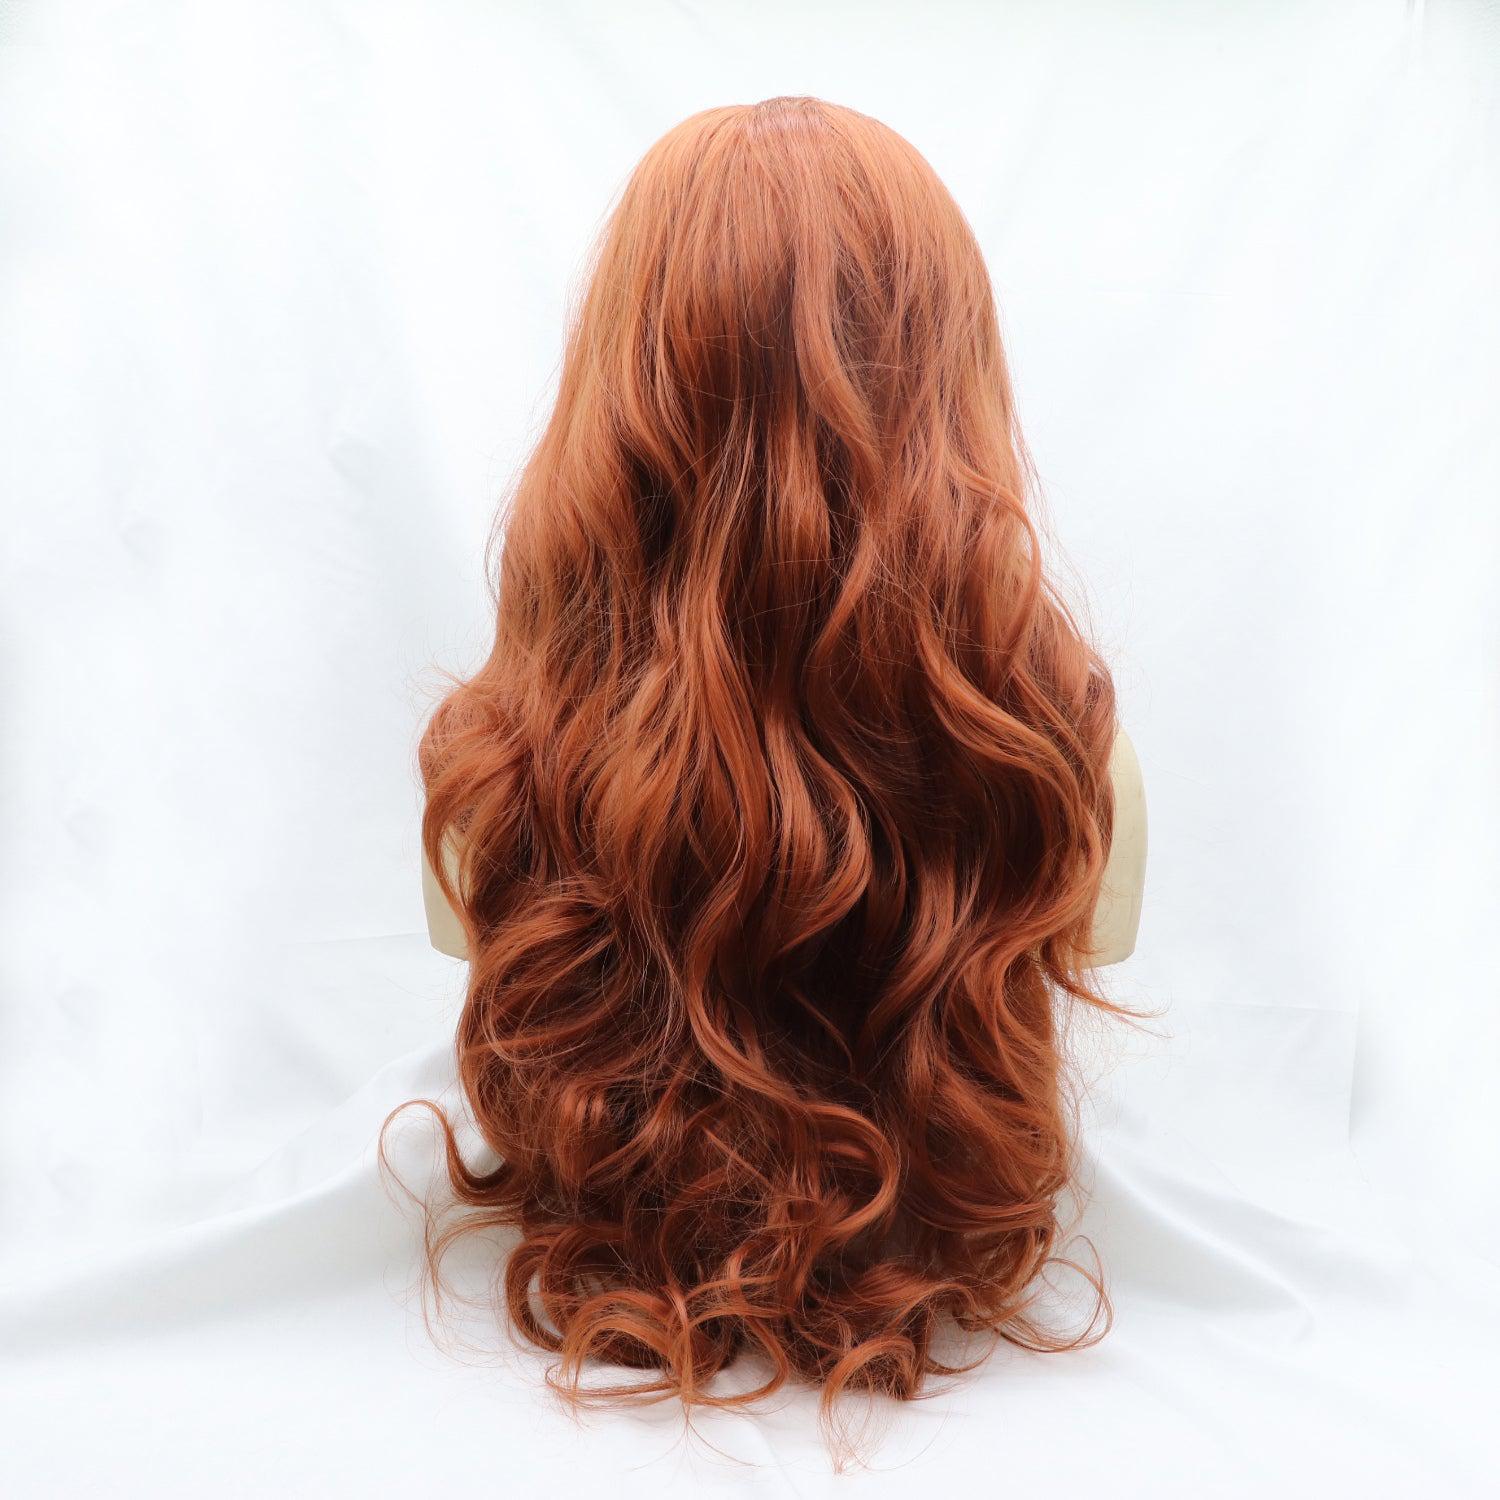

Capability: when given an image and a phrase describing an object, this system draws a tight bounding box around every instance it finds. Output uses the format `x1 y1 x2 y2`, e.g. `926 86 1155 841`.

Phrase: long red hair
387 95 1126 1462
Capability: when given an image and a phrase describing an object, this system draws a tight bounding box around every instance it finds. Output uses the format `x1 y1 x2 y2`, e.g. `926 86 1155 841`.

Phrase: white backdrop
2 1 1497 1494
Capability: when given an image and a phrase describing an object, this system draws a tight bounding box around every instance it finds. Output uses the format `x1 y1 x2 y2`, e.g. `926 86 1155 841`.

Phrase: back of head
403 95 1122 1461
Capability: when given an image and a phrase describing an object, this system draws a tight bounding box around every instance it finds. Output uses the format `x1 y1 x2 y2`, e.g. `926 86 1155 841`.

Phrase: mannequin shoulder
1109 722 1145 804
1088 723 1148 966
421 834 470 960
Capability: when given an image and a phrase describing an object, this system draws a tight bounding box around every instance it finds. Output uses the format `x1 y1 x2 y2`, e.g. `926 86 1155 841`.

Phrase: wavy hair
387 95 1128 1463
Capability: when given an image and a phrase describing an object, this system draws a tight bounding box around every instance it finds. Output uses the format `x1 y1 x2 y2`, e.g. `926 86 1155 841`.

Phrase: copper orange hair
388 95 1126 1463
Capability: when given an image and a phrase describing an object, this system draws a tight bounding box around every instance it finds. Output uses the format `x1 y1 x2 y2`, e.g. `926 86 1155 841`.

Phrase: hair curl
385 95 1130 1465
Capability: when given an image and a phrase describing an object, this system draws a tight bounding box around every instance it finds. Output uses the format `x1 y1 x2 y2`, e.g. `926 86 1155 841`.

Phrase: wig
389 95 1128 1459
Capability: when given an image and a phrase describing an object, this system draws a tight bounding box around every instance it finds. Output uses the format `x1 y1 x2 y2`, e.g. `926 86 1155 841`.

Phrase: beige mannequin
423 725 1146 968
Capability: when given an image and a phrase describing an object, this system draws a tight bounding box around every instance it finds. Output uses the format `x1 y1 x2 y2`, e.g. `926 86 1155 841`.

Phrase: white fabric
2 2 1497 1494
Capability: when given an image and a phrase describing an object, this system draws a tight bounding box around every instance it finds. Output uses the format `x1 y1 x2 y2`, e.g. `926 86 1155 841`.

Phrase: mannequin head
394 95 1122 1465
